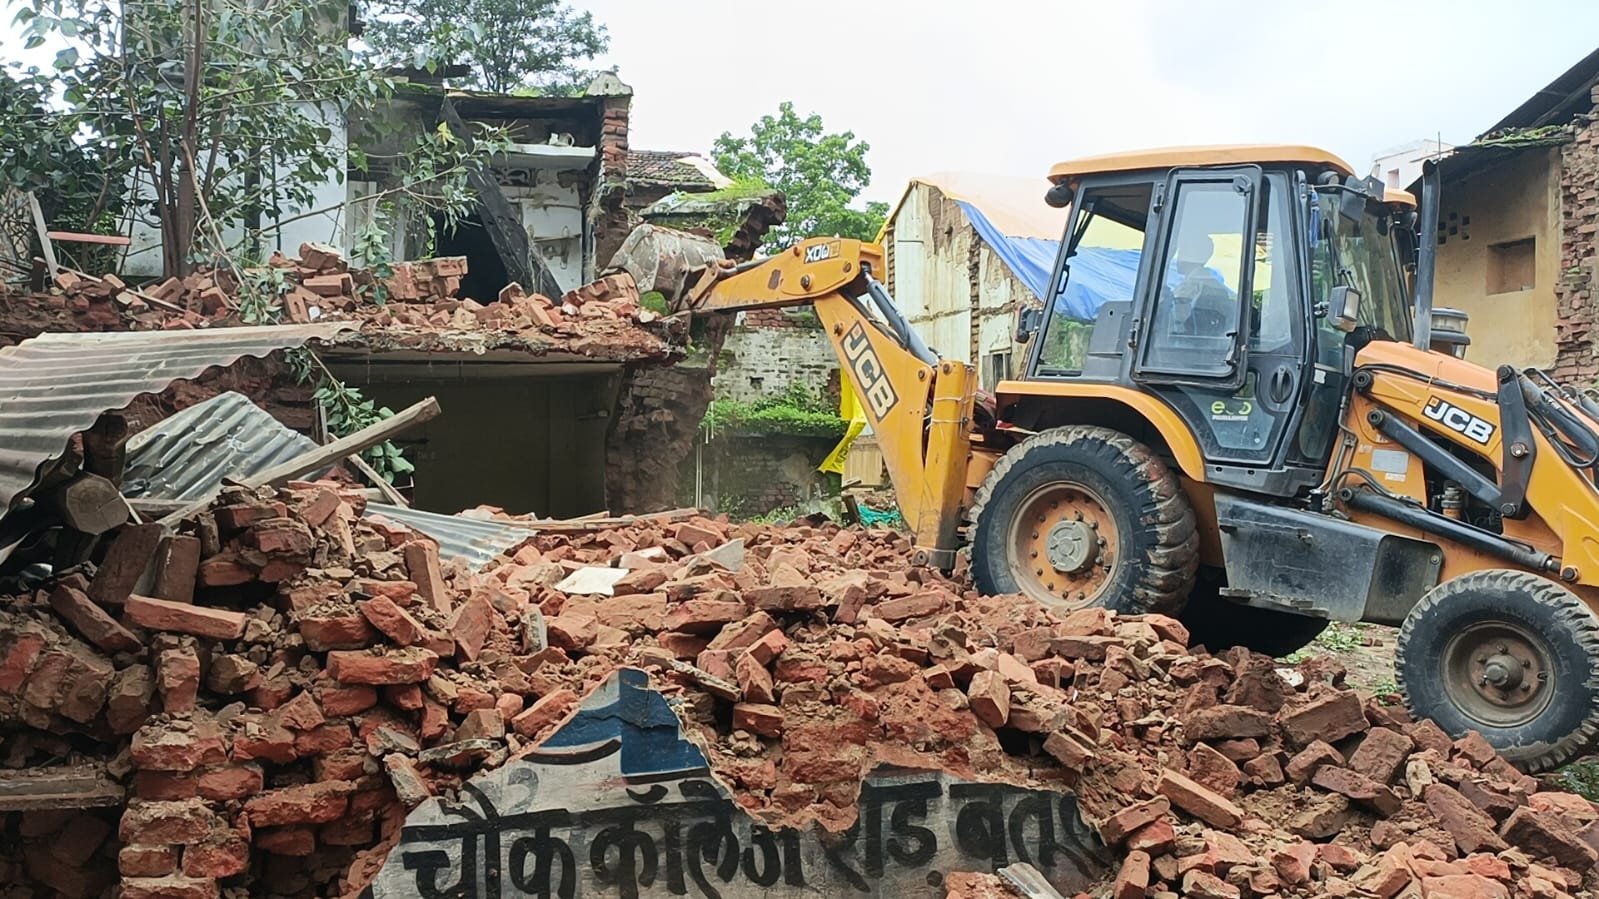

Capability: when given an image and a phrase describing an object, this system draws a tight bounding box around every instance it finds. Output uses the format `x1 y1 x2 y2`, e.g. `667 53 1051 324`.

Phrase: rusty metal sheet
119 389 528 571
122 391 321 501
0 323 352 518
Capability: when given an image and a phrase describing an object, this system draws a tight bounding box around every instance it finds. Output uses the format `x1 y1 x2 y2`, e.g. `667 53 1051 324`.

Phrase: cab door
1132 168 1304 468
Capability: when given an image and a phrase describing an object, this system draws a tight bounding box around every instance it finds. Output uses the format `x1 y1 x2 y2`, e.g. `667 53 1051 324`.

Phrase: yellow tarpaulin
819 370 869 475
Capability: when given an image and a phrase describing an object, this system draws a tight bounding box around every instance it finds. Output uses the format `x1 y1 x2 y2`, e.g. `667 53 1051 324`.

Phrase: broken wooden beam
158 397 440 527
346 451 410 508
244 397 439 489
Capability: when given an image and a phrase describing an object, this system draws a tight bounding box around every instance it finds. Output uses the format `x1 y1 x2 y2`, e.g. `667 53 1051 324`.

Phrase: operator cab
1016 145 1416 497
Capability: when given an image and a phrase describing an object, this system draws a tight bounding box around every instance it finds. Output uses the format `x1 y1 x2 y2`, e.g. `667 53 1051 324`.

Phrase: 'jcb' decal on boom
1423 396 1496 446
842 322 899 420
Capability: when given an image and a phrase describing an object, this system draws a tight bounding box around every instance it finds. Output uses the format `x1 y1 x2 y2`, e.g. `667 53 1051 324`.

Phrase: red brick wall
593 96 632 270
1554 89 1599 381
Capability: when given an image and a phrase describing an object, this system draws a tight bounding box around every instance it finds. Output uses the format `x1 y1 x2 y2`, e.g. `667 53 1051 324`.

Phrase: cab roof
1384 188 1417 207
1047 145 1355 183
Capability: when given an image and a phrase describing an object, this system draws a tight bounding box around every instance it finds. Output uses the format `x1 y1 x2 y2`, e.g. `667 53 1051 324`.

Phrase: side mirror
1328 285 1362 332
1016 306 1043 344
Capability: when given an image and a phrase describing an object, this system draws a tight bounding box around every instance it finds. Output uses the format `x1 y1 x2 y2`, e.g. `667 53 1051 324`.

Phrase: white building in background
1371 139 1456 189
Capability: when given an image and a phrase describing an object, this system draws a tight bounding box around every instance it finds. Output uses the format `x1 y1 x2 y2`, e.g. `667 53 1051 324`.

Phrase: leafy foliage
12 0 395 276
1555 758 1599 803
0 68 122 261
713 102 888 251
315 377 416 482
361 0 607 94
702 383 846 438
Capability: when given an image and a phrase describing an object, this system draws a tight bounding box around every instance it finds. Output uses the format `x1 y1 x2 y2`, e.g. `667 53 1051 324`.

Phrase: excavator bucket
604 224 726 306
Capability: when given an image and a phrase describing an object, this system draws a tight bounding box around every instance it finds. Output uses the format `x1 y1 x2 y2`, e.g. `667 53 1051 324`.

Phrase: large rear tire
1397 569 1599 773
968 426 1198 615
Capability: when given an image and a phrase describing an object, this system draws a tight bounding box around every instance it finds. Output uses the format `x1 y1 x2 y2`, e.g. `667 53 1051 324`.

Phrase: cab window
1036 182 1153 374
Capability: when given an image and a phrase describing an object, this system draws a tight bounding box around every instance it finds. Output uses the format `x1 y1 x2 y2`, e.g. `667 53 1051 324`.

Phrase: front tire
1397 569 1599 773
968 426 1198 615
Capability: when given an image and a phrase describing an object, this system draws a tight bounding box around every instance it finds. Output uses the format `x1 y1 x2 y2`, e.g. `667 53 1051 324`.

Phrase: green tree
13 0 390 275
11 0 510 278
361 0 608 95
712 101 889 250
0 67 121 254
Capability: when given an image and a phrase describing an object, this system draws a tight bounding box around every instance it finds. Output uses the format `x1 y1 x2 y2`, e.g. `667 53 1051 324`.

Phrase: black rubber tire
1397 569 1599 773
968 426 1199 615
1181 569 1330 656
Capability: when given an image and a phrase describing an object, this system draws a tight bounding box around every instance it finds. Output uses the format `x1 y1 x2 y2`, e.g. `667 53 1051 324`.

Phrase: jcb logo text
1423 397 1495 445
842 322 898 420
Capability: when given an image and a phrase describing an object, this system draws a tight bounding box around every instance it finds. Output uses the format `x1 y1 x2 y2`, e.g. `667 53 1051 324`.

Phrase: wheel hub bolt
1482 653 1524 690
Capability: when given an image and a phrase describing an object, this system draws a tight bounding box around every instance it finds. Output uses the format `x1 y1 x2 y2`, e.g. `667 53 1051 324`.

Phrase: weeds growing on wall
701 382 846 438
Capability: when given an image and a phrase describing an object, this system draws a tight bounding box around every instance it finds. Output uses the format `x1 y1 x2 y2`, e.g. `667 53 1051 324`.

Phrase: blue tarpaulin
955 199 1147 322
954 198 1237 325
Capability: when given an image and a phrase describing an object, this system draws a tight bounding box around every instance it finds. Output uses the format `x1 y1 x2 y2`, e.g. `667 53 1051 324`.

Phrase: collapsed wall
2 480 1598 898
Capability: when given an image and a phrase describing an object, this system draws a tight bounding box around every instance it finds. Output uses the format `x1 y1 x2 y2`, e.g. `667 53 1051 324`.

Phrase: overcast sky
579 0 1599 204
6 1 1597 208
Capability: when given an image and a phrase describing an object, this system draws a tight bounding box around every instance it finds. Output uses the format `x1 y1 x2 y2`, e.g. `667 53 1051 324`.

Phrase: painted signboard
365 668 1109 898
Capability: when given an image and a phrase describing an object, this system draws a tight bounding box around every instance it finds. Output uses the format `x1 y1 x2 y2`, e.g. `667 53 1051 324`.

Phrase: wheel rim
1440 620 1556 729
1005 479 1118 609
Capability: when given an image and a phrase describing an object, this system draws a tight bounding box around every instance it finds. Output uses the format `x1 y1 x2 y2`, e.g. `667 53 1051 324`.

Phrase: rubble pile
28 244 667 341
2 485 1598 898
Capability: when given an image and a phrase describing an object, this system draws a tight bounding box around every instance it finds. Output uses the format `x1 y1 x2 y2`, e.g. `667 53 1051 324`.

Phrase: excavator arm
676 237 976 569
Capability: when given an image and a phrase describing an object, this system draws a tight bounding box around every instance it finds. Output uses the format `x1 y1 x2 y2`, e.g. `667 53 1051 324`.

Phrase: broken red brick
157 646 201 714
1158 769 1245 829
1279 690 1369 747
125 595 247 640
316 681 379 716
1112 849 1151 899
872 589 951 622
455 708 506 743
325 648 438 685
297 610 378 651
511 689 578 738
276 690 325 731
707 611 777 652
1424 783 1510 854
967 670 1010 728
733 702 783 737
48 584 140 652
1098 796 1171 845
735 653 775 703
119 798 218 845
119 875 221 899
1184 704 1273 742
119 844 178 878
1500 806 1598 868
358 594 425 646
1311 765 1402 816
244 781 354 826
403 541 452 613
663 599 749 633
132 719 228 772
447 594 497 661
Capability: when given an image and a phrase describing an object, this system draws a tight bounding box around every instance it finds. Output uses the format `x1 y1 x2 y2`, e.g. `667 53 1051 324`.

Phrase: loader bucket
604 224 726 306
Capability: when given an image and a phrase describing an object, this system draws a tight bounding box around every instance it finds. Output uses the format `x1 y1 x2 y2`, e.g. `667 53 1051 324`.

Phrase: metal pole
1413 159 1440 351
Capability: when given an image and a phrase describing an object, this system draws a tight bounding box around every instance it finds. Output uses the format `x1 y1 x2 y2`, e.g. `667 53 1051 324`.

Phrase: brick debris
0 483 1597 898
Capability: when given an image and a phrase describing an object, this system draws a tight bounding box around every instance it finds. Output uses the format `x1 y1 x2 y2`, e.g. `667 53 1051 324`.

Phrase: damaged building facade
880 174 1066 390
10 69 797 521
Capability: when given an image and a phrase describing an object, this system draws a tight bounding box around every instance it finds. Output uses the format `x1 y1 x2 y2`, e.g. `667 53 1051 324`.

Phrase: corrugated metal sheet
119 389 529 571
122 392 320 501
0 324 352 516
363 505 531 571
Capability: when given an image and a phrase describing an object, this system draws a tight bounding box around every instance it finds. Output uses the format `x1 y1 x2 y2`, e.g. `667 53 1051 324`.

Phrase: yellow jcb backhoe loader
613 145 1599 772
